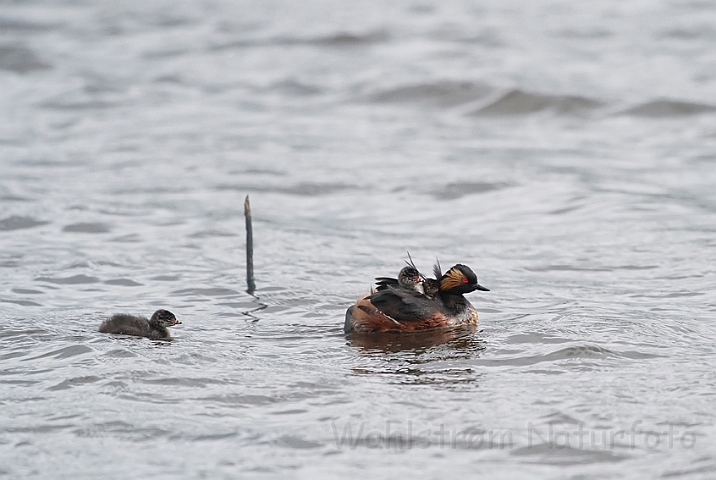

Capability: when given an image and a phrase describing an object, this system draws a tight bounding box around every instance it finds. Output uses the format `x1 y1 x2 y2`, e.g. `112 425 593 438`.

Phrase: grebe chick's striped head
149 309 181 328
397 266 426 294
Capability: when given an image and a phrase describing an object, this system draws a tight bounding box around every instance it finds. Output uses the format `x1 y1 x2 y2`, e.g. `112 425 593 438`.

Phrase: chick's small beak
475 283 490 291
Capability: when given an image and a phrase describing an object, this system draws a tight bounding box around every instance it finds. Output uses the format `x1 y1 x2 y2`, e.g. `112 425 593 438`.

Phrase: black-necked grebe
345 263 488 334
99 309 181 340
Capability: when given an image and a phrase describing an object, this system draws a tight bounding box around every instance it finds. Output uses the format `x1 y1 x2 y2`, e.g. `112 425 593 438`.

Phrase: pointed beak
475 283 489 291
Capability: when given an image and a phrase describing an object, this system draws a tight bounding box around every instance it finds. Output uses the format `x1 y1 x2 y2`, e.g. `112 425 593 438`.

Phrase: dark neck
438 292 468 313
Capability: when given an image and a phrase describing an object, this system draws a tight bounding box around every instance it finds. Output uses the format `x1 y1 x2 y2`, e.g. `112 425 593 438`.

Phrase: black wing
374 277 399 291
367 287 436 322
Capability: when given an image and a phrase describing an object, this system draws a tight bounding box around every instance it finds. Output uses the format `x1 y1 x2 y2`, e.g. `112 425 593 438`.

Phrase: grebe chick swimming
99 309 181 340
345 263 489 334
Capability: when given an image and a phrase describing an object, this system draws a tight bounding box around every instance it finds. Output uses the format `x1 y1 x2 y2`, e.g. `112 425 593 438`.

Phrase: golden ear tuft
440 267 466 291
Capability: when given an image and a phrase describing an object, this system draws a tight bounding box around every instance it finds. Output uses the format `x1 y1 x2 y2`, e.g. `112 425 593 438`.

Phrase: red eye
462 277 468 283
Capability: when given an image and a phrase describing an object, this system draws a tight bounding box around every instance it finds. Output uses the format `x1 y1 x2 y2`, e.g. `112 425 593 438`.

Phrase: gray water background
1 0 716 478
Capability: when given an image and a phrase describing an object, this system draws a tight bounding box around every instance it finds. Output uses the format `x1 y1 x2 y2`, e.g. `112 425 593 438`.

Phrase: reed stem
244 195 255 295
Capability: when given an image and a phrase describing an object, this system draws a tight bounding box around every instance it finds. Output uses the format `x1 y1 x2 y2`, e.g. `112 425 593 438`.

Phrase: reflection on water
347 325 482 354
349 327 486 388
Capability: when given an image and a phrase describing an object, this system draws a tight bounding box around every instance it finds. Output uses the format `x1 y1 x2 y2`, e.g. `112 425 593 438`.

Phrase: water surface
1 1 716 478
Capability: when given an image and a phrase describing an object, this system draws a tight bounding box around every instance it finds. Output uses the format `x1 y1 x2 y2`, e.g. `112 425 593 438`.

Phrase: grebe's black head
150 309 181 328
439 264 489 294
